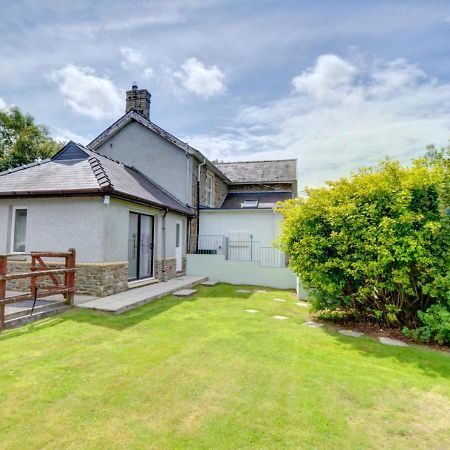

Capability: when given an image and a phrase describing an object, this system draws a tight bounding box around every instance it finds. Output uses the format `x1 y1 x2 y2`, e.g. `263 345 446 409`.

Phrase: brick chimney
125 83 151 119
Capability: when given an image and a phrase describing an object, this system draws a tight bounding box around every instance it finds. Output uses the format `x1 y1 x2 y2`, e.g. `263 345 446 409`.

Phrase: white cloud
174 57 226 98
51 127 90 145
142 67 154 79
120 46 145 70
185 55 450 189
49 64 123 120
292 54 358 100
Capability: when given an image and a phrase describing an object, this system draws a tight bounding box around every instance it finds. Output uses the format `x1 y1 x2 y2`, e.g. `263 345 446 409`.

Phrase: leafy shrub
277 157 450 330
403 304 450 345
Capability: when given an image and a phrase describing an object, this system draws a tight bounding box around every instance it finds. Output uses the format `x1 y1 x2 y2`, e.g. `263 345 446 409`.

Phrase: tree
0 107 62 171
276 156 450 336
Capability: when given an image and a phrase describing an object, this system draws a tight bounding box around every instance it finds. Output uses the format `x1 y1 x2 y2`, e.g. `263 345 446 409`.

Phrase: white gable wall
95 121 190 205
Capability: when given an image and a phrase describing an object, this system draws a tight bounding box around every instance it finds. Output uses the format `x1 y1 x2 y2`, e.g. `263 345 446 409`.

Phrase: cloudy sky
1 0 450 188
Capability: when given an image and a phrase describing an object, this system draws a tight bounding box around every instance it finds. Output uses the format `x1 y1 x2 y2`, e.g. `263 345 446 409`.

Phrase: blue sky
1 0 450 188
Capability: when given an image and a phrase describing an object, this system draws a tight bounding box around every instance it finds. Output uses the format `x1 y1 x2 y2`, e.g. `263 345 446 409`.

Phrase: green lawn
0 284 449 449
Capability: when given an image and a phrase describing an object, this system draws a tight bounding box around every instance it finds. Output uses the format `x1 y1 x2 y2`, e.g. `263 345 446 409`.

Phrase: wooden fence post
66 248 76 306
0 254 7 329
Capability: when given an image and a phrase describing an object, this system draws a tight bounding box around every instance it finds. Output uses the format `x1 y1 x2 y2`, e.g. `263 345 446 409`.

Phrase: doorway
128 212 154 281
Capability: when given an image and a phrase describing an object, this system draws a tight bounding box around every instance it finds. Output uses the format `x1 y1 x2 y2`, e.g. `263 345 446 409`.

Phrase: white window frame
206 174 213 207
10 206 28 254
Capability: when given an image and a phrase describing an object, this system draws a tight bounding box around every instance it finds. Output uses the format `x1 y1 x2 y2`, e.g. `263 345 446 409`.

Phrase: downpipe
196 157 206 252
162 208 168 282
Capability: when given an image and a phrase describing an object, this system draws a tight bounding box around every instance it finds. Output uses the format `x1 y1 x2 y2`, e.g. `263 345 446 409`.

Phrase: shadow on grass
0 283 258 338
321 326 450 379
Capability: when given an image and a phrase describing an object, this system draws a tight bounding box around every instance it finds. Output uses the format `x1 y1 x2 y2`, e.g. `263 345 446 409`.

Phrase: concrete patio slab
77 275 207 314
201 280 218 286
5 289 95 306
245 309 259 313
296 301 309 307
273 315 289 320
173 289 197 297
304 321 324 328
339 329 364 338
379 337 409 347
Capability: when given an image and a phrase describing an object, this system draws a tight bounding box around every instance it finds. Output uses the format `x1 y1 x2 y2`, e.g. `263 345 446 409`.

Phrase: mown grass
0 284 449 449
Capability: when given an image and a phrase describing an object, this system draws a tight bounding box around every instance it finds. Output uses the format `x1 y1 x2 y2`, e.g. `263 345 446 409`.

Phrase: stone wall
190 158 229 248
228 183 294 192
154 257 177 281
6 259 128 297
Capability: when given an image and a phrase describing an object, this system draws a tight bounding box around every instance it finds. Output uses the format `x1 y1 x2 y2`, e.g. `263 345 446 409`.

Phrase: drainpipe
196 157 206 252
162 208 168 282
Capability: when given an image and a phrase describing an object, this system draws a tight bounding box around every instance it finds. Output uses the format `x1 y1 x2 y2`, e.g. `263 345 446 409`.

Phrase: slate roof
87 110 230 182
215 159 297 184
202 191 294 210
0 142 193 215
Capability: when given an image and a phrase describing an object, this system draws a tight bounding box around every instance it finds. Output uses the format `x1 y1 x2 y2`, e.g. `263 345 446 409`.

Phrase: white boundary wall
186 254 296 289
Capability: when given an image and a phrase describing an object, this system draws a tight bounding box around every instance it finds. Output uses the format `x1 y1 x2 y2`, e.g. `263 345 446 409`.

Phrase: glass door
128 213 154 281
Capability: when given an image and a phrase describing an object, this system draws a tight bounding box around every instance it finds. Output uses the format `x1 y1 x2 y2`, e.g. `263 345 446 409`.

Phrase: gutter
0 189 195 217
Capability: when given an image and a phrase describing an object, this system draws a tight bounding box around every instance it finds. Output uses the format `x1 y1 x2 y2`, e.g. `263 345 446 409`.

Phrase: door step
128 278 160 289
4 303 70 329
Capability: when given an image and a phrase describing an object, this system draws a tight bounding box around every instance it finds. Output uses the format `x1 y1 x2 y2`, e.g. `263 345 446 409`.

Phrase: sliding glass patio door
128 212 154 281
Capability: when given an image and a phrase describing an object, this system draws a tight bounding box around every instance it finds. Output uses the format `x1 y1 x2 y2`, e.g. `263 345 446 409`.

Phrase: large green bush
277 156 450 341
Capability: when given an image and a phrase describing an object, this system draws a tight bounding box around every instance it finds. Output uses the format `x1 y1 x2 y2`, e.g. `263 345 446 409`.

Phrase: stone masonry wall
6 259 128 297
154 257 177 281
228 183 294 192
190 158 228 248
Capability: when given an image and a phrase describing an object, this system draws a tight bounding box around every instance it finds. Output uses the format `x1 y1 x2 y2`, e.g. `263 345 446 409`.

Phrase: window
206 174 213 207
12 208 27 252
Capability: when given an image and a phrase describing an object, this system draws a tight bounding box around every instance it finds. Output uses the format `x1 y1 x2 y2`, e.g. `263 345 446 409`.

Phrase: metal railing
188 235 288 268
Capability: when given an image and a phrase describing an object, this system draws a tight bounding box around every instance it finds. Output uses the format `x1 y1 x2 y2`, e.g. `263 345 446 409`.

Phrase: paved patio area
76 275 208 314
4 289 95 310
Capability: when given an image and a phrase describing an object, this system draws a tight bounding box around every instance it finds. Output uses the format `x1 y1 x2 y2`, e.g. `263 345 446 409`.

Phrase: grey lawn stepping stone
202 280 218 286
237 289 253 293
173 289 197 297
273 298 286 302
273 315 289 320
296 301 309 307
256 289 267 293
303 321 324 328
378 337 409 347
339 329 364 338
245 309 259 313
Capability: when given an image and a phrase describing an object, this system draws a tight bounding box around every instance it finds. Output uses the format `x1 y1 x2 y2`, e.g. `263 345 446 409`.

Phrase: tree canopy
0 107 62 171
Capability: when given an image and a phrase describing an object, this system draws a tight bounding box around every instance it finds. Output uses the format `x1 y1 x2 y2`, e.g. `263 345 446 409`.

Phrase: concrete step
77 275 208 315
6 301 67 320
4 305 70 329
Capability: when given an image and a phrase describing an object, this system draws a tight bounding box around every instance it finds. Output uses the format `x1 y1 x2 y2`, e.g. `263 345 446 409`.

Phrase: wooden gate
0 248 76 329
